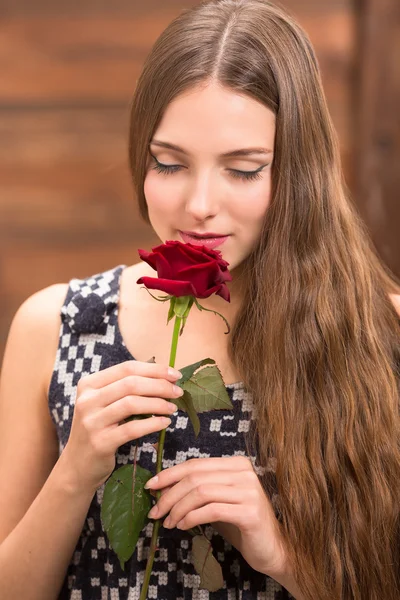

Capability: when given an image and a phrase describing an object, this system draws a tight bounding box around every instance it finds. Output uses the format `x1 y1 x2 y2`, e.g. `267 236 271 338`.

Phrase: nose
184 173 219 221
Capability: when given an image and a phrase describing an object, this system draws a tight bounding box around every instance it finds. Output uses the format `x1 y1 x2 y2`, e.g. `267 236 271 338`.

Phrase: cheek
143 172 160 205
144 173 180 212
144 174 163 228
232 178 272 223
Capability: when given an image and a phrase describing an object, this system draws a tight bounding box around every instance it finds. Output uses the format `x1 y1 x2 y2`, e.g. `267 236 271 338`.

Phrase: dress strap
60 264 126 334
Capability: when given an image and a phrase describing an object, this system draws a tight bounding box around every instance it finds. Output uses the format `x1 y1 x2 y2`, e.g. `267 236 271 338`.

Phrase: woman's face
144 82 276 273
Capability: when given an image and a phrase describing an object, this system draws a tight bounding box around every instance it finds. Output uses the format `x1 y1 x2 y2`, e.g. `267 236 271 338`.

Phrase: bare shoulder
15 282 69 319
9 283 69 346
4 283 69 393
120 261 156 310
389 293 400 318
0 283 69 544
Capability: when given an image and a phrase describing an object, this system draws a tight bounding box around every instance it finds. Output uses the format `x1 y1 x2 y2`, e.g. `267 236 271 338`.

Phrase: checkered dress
48 264 293 600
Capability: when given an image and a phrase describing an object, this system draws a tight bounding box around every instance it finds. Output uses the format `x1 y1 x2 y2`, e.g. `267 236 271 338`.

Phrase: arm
0 285 95 600
268 567 306 600
0 456 95 600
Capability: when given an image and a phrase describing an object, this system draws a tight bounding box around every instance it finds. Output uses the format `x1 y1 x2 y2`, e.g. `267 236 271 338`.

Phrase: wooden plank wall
353 0 400 273
0 0 398 366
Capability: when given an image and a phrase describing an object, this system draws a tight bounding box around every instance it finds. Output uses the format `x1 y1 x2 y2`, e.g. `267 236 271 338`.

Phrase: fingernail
145 475 159 489
163 516 172 528
168 367 182 379
148 506 158 518
173 385 184 396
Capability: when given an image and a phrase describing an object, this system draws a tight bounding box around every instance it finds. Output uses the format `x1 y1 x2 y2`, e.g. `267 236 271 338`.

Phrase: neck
197 261 246 316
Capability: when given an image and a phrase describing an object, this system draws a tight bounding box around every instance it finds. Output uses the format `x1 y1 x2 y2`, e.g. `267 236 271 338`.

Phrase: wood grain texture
0 108 137 244
0 10 354 103
353 0 400 275
0 0 398 366
0 0 351 17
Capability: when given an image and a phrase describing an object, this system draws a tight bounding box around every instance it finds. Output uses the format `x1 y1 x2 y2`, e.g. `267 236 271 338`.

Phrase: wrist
55 450 97 499
266 560 306 600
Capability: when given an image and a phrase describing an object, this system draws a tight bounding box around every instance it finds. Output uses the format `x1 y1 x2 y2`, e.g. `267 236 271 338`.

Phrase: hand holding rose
145 455 289 577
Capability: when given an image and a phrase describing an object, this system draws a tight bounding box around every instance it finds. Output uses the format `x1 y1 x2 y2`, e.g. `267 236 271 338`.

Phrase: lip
179 230 230 249
181 230 228 238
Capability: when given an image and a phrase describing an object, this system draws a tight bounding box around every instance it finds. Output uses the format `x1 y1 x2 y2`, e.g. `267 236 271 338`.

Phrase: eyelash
150 157 265 182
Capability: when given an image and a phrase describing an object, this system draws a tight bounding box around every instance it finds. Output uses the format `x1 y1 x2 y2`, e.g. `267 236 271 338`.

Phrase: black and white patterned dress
48 264 293 600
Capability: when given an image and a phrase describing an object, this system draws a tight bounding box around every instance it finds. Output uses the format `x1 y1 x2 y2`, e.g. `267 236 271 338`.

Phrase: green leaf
192 534 224 592
182 365 233 413
174 295 193 318
179 298 197 335
175 358 216 385
172 362 233 433
167 298 176 325
101 464 153 570
174 389 200 437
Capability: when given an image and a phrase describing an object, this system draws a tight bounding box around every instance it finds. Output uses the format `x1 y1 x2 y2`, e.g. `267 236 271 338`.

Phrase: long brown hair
128 1 400 597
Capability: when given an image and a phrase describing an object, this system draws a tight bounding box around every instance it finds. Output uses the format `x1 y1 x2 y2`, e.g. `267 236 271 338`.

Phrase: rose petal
136 240 232 301
153 252 174 280
136 276 197 297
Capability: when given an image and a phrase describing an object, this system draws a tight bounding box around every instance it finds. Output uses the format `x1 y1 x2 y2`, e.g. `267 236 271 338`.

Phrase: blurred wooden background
0 0 399 366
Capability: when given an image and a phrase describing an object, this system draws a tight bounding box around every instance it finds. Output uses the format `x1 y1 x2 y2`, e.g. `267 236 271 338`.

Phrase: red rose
136 240 232 301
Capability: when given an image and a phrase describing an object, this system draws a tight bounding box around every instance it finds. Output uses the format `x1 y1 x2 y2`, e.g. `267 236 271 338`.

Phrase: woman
1 1 399 598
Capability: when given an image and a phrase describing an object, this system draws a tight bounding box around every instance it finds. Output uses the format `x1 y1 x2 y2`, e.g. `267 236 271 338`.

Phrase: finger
82 373 183 410
77 360 181 391
148 486 172 499
93 395 177 429
105 415 172 448
164 484 251 529
172 503 246 532
150 470 246 520
147 456 253 490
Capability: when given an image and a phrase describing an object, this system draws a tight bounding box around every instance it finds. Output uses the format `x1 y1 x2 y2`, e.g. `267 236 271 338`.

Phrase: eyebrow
150 139 273 158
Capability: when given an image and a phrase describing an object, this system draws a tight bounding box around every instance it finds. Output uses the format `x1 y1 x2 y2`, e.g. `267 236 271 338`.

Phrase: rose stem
139 314 181 600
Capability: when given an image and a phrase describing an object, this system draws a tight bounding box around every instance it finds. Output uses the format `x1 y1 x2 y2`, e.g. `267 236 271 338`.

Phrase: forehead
153 83 276 154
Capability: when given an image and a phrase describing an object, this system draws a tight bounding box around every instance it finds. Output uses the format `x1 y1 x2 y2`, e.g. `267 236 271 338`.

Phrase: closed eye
149 155 268 182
